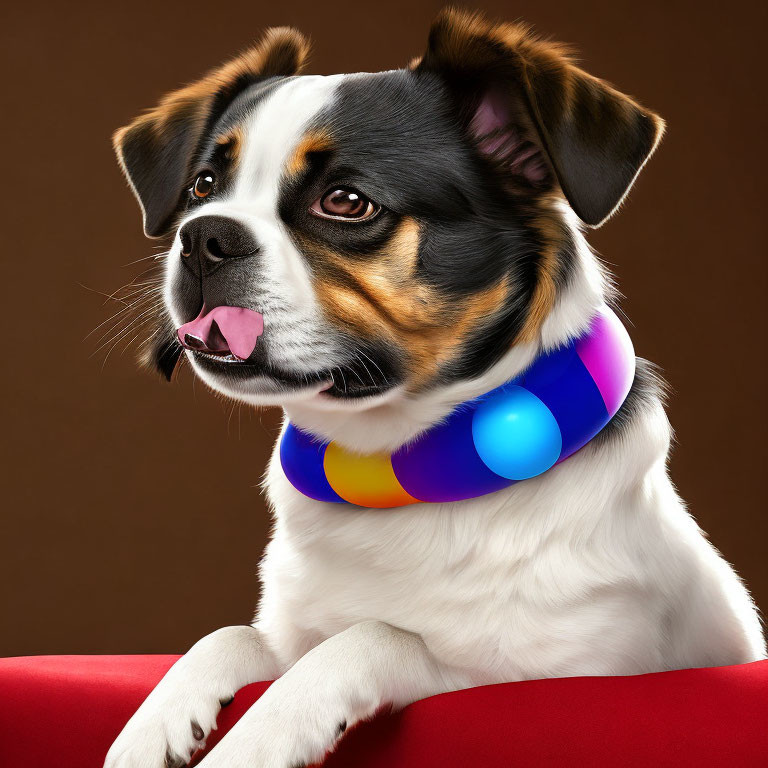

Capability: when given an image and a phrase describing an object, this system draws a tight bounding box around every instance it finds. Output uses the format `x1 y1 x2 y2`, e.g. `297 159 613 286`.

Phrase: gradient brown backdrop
1 0 765 657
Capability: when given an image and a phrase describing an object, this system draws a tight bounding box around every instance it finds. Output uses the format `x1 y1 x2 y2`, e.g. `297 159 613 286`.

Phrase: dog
104 9 766 768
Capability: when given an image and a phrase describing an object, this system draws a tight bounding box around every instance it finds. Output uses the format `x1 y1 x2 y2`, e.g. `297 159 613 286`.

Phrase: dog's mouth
176 305 396 399
177 304 264 361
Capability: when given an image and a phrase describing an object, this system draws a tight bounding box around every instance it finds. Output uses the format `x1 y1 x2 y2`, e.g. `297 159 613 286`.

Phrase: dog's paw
104 686 229 768
104 626 271 768
196 717 347 768
197 682 351 768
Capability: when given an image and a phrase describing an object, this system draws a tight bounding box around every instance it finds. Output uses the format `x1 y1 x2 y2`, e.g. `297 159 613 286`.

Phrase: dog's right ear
113 27 310 238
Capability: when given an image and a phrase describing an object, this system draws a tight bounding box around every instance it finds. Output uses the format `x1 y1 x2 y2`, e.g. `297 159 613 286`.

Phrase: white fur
166 75 349 406
106 76 765 768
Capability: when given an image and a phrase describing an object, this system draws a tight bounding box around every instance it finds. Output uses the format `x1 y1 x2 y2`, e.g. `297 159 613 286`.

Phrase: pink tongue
177 305 264 360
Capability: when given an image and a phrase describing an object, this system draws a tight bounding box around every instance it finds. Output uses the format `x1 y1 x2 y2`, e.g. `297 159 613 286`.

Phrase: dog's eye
310 188 379 221
192 172 215 200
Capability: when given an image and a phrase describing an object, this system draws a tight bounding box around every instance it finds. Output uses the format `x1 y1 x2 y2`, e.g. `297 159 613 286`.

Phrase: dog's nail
191 721 204 741
164 751 185 768
338 720 347 734
219 695 234 708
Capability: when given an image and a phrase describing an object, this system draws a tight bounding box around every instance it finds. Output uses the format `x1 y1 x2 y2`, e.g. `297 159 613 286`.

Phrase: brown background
1 0 765 657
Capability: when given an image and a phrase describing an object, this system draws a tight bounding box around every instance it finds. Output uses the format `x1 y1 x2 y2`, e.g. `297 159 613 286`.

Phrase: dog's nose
179 215 259 274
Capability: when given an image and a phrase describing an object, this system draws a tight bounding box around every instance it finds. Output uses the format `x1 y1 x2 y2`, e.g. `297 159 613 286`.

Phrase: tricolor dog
105 9 766 768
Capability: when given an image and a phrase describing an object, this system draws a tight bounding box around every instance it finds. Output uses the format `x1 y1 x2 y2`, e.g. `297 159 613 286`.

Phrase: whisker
137 319 173 351
358 350 389 385
84 290 161 342
354 353 376 386
92 301 164 357
78 282 133 307
100 314 157 371
91 295 163 347
335 366 347 394
97 310 159 361
348 358 366 385
120 250 169 267
117 327 151 359
227 401 237 437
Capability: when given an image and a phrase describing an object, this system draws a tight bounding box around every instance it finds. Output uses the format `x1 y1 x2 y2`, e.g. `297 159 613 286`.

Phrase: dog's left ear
414 9 664 226
113 27 310 238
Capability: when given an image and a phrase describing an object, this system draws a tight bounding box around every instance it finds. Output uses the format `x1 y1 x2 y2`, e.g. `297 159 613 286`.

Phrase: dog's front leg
197 620 458 768
105 625 279 768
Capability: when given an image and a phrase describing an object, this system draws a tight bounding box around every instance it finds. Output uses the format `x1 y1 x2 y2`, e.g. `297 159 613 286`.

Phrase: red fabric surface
0 655 766 767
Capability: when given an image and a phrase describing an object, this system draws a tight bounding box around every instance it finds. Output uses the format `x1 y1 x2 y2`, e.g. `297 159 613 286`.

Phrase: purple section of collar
391 406 513 503
575 308 635 415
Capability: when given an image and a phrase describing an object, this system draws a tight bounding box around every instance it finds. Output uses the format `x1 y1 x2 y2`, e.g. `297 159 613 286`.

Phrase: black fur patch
275 69 576 385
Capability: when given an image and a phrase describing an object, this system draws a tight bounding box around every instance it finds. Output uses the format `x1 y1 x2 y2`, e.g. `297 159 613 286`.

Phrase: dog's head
114 9 662 410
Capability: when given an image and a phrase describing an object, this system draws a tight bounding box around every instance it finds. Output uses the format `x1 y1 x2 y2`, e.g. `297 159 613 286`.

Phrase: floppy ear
414 9 664 226
113 27 310 237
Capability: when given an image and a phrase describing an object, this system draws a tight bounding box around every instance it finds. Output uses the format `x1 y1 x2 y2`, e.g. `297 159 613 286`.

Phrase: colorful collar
280 306 635 508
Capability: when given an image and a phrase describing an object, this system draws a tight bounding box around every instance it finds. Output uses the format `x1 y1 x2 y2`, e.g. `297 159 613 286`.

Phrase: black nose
179 215 259 274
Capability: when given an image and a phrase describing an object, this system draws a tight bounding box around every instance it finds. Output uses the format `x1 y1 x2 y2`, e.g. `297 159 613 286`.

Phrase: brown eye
310 187 379 221
192 172 215 199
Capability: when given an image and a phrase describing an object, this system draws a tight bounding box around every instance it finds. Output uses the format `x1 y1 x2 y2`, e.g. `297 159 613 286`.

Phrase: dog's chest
260 447 666 679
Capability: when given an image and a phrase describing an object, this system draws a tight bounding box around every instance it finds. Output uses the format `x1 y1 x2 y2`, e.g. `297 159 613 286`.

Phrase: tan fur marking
517 196 568 343
519 247 558 343
311 217 510 390
286 130 334 178
413 278 509 385
215 125 244 163
316 219 425 335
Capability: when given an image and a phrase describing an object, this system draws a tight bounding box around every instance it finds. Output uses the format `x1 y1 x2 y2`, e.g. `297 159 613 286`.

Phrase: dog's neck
284 228 608 455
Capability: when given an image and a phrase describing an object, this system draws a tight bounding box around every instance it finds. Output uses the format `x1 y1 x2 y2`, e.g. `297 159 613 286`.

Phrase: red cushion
0 655 766 767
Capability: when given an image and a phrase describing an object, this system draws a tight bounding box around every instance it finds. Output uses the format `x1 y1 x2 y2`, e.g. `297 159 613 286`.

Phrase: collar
280 305 635 508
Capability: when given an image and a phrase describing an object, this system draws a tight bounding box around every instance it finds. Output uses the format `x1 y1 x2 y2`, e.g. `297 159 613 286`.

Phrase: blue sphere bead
471 385 562 480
